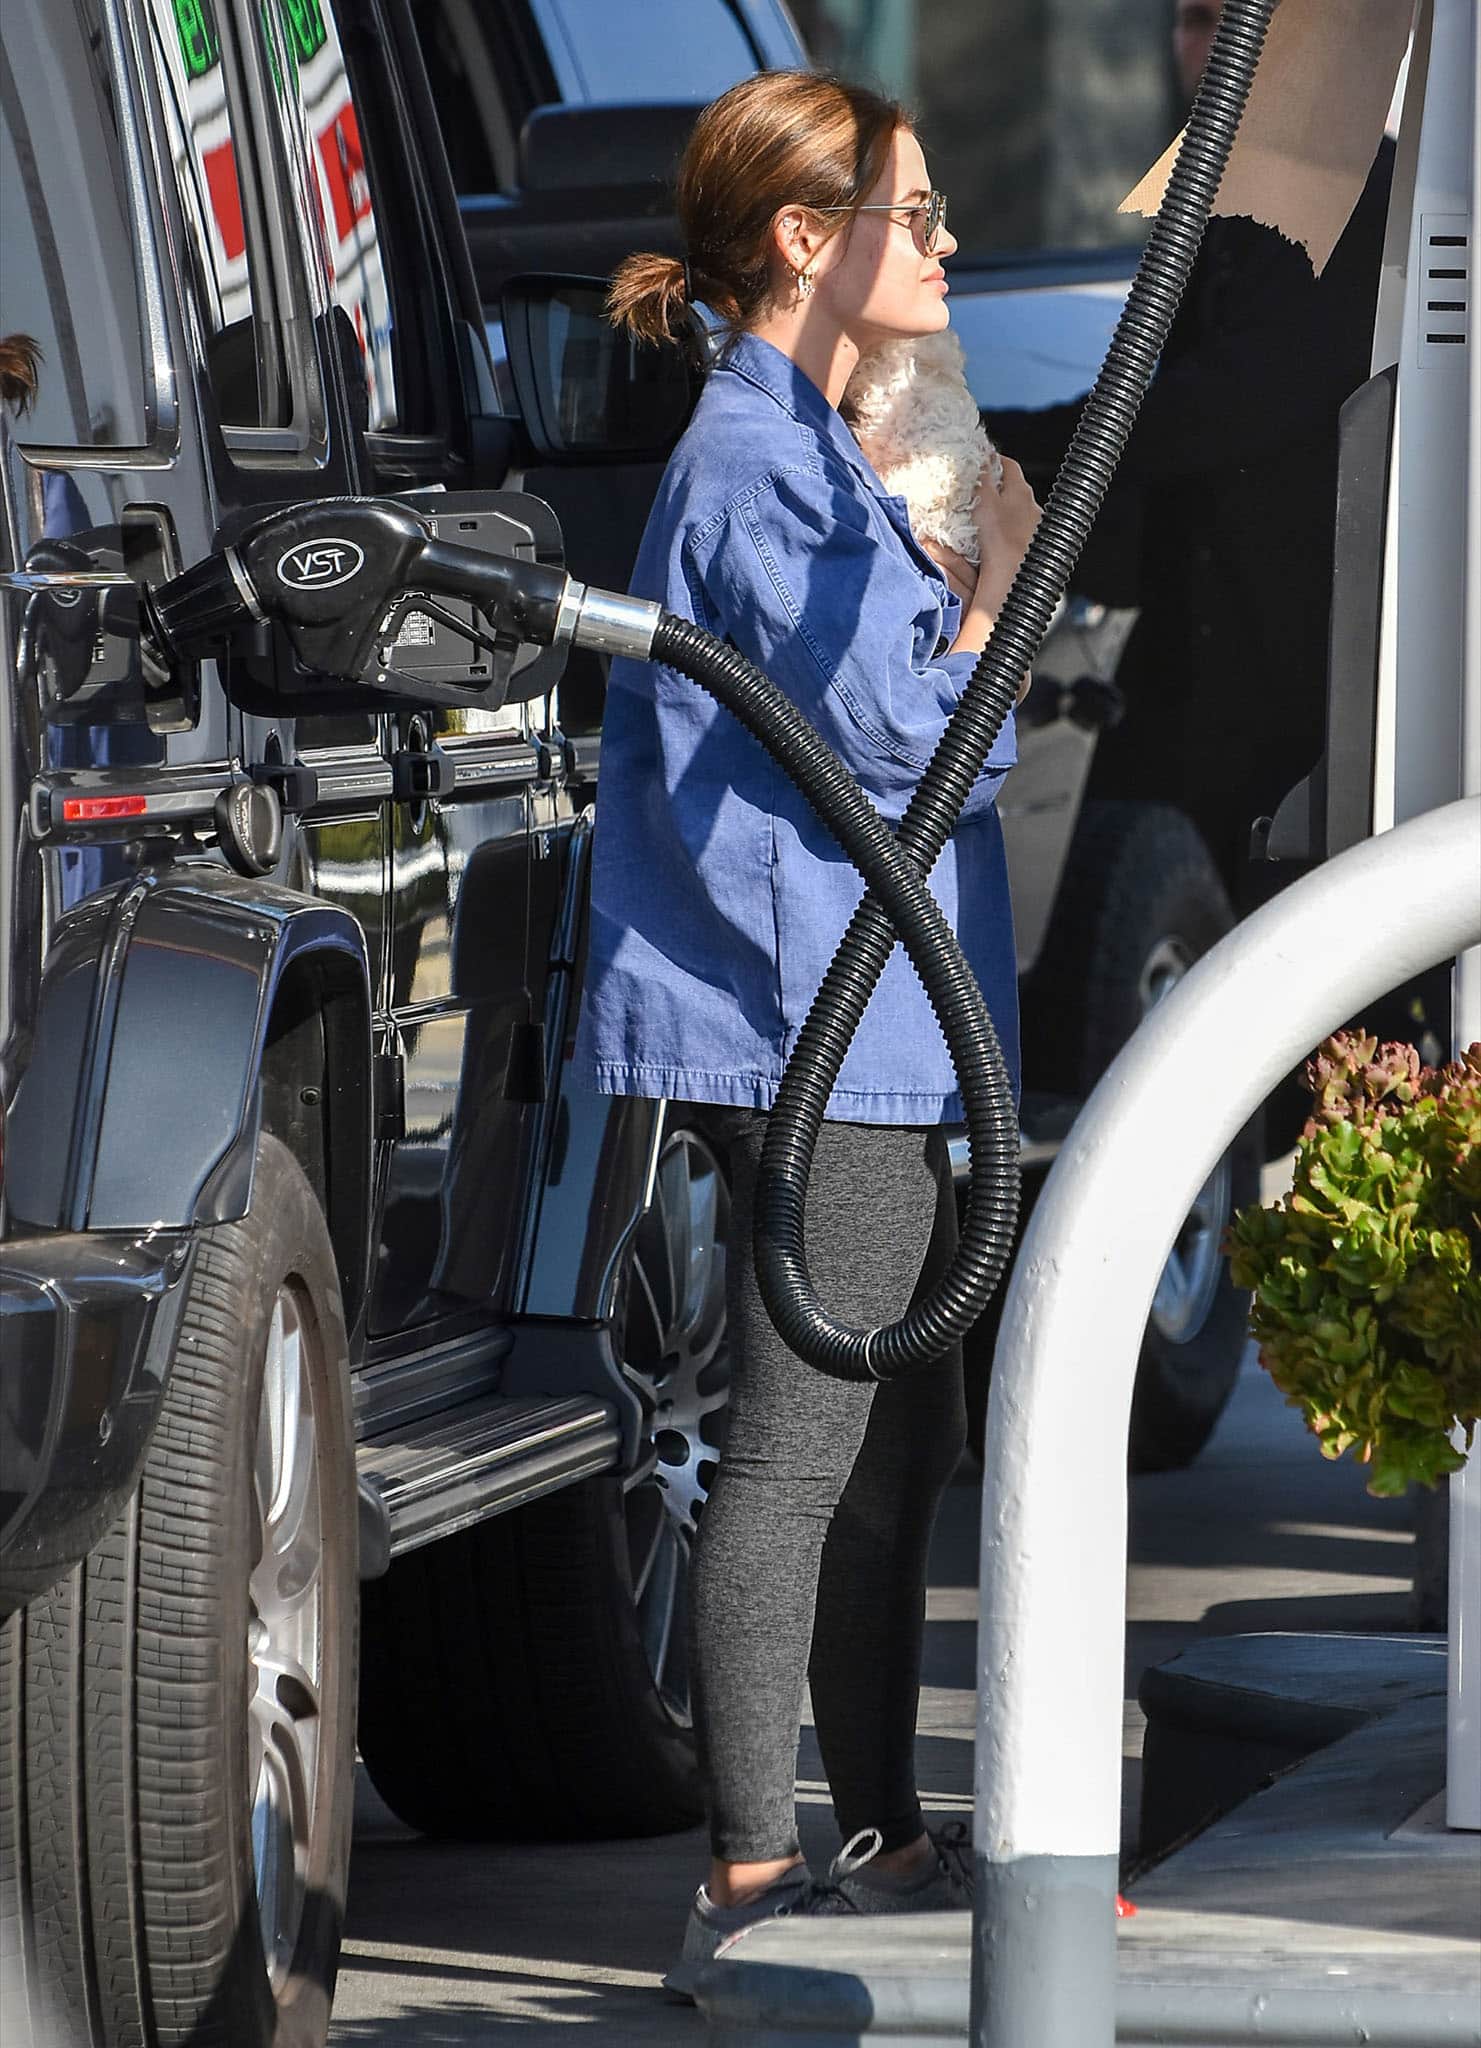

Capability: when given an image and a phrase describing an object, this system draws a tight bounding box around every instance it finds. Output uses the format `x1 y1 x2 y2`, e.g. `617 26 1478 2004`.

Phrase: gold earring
797 267 814 300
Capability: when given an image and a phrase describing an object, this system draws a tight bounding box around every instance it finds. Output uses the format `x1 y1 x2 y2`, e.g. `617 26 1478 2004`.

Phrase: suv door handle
391 742 454 804
432 743 543 795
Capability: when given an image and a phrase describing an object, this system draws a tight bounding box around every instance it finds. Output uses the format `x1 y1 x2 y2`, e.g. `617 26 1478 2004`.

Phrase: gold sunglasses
814 189 949 255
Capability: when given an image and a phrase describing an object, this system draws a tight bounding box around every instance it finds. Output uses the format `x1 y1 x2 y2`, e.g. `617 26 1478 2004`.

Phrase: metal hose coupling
562 582 663 661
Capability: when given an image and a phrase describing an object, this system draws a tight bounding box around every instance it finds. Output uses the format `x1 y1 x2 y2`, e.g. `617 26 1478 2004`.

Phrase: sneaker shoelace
780 1826 883 1917
773 1819 1130 1923
899 1821 1135 1919
928 1820 973 1892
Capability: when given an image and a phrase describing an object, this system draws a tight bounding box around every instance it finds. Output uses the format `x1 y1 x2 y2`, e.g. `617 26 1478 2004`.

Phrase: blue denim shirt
573 330 1018 1124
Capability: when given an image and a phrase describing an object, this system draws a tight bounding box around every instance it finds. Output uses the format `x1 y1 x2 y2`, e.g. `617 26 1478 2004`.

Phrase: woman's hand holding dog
974 455 1040 616
950 455 1041 701
923 536 978 608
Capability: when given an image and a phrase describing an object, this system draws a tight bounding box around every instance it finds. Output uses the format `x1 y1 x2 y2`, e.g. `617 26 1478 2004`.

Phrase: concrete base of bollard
694 1633 1480 2047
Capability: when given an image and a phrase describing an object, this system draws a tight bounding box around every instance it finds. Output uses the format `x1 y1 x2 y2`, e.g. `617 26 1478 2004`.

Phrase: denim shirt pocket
877 487 946 582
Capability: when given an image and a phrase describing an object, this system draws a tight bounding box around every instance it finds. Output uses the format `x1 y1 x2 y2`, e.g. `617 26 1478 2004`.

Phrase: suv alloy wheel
619 1119 731 1720
250 1286 332 1995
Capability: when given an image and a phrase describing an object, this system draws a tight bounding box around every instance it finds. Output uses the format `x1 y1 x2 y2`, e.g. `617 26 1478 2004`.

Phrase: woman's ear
769 206 823 278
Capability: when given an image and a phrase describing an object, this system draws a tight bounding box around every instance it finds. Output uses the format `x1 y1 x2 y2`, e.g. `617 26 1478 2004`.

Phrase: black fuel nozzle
147 497 439 679
147 493 667 689
415 539 565 651
414 536 664 664
142 546 255 659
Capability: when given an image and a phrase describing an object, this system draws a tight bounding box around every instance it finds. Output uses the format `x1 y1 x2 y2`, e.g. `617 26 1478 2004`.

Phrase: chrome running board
356 1392 621 1571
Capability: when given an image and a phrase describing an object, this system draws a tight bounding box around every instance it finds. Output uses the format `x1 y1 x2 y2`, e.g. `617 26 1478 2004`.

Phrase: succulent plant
1227 1035 1481 1495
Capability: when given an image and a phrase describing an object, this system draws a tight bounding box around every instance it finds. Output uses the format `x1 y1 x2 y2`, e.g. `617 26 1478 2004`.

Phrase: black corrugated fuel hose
655 0 1278 1380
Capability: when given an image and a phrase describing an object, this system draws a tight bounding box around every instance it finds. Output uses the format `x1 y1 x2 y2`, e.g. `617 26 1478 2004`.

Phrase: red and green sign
279 0 328 63
173 0 219 78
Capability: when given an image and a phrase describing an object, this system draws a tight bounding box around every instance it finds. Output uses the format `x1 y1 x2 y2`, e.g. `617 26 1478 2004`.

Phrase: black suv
1 4 722 2042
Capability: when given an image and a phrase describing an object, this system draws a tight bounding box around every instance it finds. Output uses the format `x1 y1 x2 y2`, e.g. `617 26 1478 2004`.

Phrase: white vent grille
1419 212 1470 365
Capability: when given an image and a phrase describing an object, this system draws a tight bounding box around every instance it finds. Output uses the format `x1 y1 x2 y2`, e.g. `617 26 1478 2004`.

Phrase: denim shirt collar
717 330 889 498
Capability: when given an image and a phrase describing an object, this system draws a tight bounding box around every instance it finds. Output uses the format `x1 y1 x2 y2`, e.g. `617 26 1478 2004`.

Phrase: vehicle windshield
789 0 1172 264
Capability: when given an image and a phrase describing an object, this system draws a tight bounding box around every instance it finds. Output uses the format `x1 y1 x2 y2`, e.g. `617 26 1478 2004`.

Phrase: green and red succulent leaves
1227 1034 1481 1496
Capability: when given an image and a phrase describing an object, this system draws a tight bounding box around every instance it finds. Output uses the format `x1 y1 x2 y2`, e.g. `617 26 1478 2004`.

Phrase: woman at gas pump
572 69 1041 1993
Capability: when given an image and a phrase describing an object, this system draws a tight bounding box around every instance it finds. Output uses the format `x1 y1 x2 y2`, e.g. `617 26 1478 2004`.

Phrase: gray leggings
689 1110 966 1863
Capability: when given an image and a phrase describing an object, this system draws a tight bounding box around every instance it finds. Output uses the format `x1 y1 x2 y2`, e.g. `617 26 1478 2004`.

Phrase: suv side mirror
501 274 702 465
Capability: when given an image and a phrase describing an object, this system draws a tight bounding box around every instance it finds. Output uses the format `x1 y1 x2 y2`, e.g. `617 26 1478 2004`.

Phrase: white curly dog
841 329 1003 605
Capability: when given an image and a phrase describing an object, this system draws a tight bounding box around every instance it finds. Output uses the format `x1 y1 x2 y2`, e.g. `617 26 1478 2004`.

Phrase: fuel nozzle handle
148 494 664 677
148 497 462 671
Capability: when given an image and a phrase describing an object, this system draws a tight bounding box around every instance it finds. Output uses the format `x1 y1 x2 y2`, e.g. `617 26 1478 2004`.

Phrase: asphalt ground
328 1315 1416 2044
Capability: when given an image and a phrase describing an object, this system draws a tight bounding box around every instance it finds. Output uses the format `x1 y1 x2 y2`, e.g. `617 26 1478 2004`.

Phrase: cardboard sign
1120 0 1414 274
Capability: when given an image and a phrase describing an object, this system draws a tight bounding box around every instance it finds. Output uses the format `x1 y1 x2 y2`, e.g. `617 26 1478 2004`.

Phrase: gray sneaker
661 1829 882 2001
834 1820 974 1914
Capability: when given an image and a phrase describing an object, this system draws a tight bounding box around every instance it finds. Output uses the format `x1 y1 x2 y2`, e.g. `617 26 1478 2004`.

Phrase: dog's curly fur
842 329 1000 566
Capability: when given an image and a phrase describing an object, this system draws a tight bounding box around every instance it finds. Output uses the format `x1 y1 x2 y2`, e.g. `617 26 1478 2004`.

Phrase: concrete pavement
328 1345 1414 2041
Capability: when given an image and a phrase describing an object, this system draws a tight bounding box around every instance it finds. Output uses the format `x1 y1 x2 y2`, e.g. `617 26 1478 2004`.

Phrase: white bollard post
972 797 1481 2048
1450 1447 1481 1829
1446 0 1481 1839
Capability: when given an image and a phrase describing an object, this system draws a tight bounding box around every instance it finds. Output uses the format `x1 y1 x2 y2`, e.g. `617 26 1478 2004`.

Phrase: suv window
529 0 759 101
0 0 152 452
409 0 761 202
141 0 411 442
141 0 289 426
409 0 523 198
268 0 402 432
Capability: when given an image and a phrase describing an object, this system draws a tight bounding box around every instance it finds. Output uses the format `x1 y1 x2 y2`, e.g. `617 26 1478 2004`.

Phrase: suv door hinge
374 1048 406 1144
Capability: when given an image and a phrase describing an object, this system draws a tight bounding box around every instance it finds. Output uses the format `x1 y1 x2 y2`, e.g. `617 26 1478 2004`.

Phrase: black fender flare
5 865 373 1319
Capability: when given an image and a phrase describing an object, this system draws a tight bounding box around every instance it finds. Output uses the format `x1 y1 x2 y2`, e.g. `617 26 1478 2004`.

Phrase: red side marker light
61 795 149 821
1116 1893 1137 1918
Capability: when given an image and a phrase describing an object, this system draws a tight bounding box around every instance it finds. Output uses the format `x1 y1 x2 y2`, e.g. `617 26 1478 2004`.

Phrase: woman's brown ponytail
0 334 42 416
607 253 691 347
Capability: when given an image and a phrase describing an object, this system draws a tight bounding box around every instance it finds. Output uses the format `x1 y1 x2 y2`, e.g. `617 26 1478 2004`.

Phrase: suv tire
969 801 1256 1471
0 1135 357 2048
358 1114 730 1839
